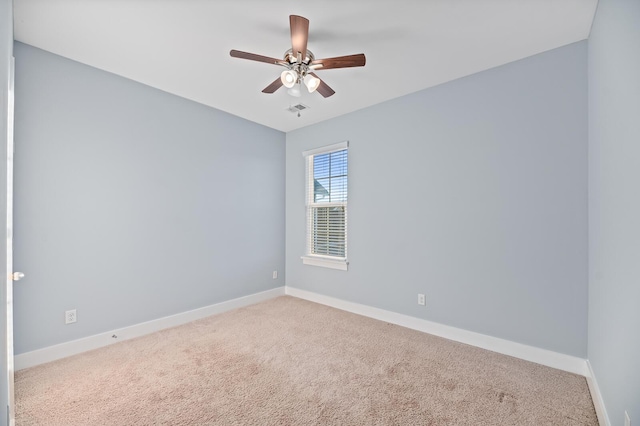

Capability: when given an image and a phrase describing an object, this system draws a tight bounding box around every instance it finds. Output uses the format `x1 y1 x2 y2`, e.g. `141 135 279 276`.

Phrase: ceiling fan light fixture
281 70 297 88
304 74 320 93
230 15 365 99
287 86 301 97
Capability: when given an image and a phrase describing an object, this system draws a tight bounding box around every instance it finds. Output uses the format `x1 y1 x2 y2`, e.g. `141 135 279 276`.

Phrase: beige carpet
15 296 597 425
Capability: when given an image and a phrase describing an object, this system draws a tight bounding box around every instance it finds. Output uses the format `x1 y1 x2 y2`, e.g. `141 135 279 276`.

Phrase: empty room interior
0 0 638 425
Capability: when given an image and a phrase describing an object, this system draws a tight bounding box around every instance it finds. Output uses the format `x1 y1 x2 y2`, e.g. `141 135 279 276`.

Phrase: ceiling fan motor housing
283 48 315 81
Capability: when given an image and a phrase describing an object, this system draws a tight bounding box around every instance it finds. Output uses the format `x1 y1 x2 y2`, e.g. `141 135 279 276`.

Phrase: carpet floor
15 296 597 425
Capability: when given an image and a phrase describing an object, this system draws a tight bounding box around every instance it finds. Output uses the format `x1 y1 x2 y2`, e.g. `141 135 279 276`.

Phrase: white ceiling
13 0 597 133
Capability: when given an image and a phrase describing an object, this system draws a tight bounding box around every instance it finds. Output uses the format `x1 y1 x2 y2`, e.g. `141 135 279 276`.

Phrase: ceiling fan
230 15 366 98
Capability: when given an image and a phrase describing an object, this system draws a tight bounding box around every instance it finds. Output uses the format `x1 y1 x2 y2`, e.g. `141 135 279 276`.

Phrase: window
302 141 348 270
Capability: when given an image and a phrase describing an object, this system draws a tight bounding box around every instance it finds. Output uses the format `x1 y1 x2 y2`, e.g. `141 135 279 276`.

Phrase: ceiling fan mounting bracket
284 48 315 65
282 49 315 79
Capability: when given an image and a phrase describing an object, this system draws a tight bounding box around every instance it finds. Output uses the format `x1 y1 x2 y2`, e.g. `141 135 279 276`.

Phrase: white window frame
301 141 349 271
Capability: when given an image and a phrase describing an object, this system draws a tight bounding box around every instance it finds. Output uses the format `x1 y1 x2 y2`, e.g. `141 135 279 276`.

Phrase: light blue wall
12 43 286 354
11 5 639 421
0 0 11 423
286 42 588 357
588 0 640 424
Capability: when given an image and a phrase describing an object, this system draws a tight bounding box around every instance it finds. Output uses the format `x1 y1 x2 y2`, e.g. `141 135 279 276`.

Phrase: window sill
301 255 348 271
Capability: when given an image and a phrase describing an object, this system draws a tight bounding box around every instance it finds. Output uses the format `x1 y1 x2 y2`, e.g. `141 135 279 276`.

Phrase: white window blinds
302 141 348 270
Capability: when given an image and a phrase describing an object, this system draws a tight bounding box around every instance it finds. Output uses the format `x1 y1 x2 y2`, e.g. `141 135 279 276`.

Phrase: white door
5 55 16 426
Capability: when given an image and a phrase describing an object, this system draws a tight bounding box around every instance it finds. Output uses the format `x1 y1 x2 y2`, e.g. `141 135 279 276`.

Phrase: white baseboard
586 360 611 426
285 287 590 377
15 286 286 370
15 284 592 381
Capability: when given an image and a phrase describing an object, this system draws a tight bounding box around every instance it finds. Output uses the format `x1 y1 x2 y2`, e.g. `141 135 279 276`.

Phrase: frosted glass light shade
304 74 320 93
281 70 297 88
287 86 301 97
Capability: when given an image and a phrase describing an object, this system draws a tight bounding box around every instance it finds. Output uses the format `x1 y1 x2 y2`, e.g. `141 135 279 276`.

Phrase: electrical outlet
625 411 631 426
65 309 77 324
272 270 278 279
418 294 426 306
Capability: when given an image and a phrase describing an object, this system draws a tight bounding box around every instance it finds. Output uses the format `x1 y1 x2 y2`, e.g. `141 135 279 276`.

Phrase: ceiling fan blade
262 77 284 94
230 50 285 66
290 15 309 61
310 73 335 98
310 54 366 70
